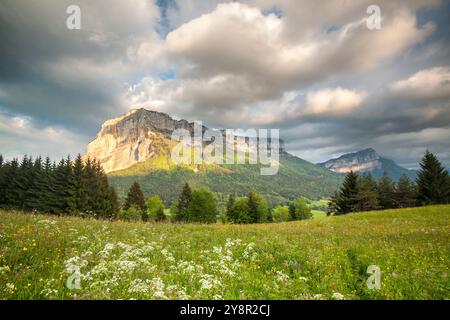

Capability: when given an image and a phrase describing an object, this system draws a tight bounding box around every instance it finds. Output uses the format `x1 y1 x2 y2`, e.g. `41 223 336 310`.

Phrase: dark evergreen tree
247 191 259 223
377 172 396 210
2 159 19 208
0 154 5 206
226 193 236 222
24 157 45 211
416 151 450 205
328 171 359 215
124 181 146 220
395 175 417 208
356 173 380 212
72 154 88 213
175 183 192 221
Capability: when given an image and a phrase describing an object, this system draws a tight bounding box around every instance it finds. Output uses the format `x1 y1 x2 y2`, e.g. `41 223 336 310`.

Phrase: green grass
0 205 449 300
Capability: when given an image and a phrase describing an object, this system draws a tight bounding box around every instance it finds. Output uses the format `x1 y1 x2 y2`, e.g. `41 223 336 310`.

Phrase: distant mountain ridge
318 148 417 181
85 108 343 203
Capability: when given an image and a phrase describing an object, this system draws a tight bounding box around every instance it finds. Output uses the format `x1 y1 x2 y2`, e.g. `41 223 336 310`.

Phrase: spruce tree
3 158 20 208
0 155 5 206
356 173 380 212
329 171 359 215
72 154 88 213
175 183 192 221
247 192 259 223
226 193 236 221
395 175 417 208
377 172 396 210
24 157 45 211
416 151 450 205
124 181 146 220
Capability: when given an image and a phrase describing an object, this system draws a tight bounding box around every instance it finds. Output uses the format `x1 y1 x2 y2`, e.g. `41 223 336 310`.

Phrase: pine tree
329 171 359 215
226 193 236 221
175 183 192 221
416 151 450 205
356 173 380 212
3 158 20 208
124 181 146 220
15 156 34 209
24 157 45 211
377 172 396 210
0 155 5 206
41 156 57 213
72 154 88 213
247 191 259 223
395 175 417 208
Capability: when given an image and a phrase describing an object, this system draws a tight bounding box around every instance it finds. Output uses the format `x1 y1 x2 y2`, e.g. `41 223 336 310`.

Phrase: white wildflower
332 292 345 300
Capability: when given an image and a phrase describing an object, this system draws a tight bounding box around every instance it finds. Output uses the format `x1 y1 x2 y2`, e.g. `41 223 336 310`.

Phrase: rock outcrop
85 108 285 173
318 148 417 181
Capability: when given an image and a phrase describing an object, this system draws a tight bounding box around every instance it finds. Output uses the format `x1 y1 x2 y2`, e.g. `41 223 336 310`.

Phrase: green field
0 206 449 300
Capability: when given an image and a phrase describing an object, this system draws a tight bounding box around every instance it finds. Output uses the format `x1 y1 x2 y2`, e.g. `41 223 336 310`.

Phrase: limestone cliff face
318 148 382 174
85 108 285 173
85 109 195 173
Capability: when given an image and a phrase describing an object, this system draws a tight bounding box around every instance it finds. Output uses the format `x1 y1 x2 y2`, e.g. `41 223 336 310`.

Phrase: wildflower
5 283 15 294
332 292 345 300
275 271 290 284
151 278 166 299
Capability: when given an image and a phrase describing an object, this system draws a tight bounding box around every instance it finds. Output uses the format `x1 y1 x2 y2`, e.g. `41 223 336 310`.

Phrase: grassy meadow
0 205 449 300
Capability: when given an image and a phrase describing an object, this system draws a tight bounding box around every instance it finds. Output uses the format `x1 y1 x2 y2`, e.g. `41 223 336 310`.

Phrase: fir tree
329 171 359 215
124 181 146 220
226 193 236 221
356 173 380 212
247 192 259 223
175 183 192 221
72 154 88 213
395 175 417 208
377 172 396 210
416 151 450 205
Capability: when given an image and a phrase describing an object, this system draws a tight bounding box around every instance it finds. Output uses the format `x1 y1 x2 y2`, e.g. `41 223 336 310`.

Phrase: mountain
318 148 417 181
85 108 343 204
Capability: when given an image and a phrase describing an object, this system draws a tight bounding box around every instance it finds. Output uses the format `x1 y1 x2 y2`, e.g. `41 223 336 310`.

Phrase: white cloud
134 2 434 114
391 66 450 99
0 113 87 160
305 88 367 116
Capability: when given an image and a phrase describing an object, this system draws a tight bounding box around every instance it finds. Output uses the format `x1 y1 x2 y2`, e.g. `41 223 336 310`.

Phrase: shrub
119 206 142 222
186 188 217 223
273 205 289 222
289 198 312 220
146 195 165 221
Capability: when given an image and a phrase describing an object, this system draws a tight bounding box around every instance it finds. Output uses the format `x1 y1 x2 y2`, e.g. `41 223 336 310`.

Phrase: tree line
0 154 119 218
121 181 313 224
328 151 450 215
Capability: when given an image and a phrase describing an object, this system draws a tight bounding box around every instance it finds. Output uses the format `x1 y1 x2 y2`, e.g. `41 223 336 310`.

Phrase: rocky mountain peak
318 148 382 174
85 108 285 173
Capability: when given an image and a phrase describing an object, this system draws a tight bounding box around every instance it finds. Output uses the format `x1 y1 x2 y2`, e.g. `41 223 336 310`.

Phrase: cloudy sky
0 0 449 168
